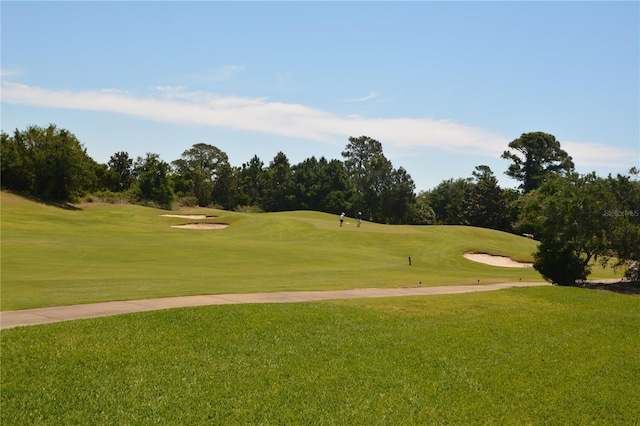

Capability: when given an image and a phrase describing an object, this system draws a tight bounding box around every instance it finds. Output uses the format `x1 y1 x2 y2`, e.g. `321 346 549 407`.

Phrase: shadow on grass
8 191 82 211
42 200 82 211
572 280 640 296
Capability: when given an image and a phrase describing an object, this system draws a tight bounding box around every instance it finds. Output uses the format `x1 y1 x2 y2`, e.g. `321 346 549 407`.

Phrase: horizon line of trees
2 124 639 283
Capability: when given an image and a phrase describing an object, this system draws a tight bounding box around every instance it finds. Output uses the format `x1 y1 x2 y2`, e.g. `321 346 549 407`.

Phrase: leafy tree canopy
502 132 574 193
133 153 174 209
106 151 134 192
1 124 95 201
520 172 639 284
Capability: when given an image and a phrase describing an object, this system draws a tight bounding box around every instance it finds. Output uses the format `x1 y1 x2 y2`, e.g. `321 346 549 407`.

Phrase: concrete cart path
1 282 549 330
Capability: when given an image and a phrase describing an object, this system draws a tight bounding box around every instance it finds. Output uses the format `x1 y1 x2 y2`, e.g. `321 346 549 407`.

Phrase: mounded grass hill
0 191 616 310
1 192 637 424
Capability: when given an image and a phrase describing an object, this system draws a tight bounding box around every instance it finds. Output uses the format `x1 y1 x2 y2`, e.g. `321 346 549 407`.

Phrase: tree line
2 124 638 283
0 127 417 222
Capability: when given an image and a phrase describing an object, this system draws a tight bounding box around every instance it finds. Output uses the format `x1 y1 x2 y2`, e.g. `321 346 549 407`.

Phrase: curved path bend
1 282 548 330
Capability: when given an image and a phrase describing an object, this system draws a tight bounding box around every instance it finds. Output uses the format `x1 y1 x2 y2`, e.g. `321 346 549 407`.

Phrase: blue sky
1 1 638 192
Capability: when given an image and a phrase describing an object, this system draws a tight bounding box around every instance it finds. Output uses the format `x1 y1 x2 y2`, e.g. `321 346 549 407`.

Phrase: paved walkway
0 282 549 330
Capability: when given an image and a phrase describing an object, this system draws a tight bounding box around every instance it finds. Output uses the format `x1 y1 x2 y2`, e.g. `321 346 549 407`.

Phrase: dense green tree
262 152 295 211
211 163 239 209
534 239 589 286
407 191 436 225
91 162 109 193
321 189 353 216
502 187 523 233
172 143 229 207
363 155 394 221
427 178 472 225
341 136 416 222
0 124 95 201
133 153 174 209
462 166 510 230
341 136 384 180
380 166 416 224
1 130 32 192
318 158 354 214
522 173 614 285
502 132 574 193
106 151 133 192
237 155 266 208
292 156 327 210
291 156 353 213
319 159 354 214
341 136 385 219
605 170 640 280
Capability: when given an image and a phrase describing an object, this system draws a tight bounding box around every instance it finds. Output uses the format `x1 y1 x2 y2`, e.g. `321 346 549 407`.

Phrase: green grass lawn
2 287 639 425
1 192 637 424
0 191 577 310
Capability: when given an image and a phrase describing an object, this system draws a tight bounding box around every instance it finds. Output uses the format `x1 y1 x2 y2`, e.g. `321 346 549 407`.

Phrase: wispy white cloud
1 81 634 168
1 69 21 78
152 85 187 94
187 65 244 86
276 71 293 86
346 90 378 102
99 88 132 95
562 141 639 168
211 65 244 81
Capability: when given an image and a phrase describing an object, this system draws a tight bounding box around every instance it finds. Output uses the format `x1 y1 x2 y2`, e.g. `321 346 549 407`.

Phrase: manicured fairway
2 287 639 425
0 191 569 310
2 192 636 424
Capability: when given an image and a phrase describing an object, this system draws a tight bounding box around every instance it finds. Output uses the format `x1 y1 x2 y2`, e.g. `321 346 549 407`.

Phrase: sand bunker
463 252 533 268
161 214 215 219
162 214 227 230
171 223 229 230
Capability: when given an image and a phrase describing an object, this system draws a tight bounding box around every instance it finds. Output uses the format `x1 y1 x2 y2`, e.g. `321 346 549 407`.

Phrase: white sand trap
161 214 214 219
171 223 229 230
464 252 533 268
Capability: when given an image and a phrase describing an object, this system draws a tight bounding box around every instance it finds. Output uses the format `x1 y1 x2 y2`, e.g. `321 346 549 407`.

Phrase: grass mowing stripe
3 191 624 310
2 287 638 424
2 191 561 310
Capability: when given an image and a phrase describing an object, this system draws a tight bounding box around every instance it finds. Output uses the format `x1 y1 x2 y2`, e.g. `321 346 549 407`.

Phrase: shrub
534 239 589 285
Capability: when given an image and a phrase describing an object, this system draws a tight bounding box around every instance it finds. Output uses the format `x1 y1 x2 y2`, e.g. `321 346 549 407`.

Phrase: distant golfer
356 211 362 227
339 212 345 227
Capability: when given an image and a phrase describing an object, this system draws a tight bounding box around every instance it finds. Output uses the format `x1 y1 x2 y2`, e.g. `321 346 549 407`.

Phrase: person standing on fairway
339 212 345 227
356 211 362 227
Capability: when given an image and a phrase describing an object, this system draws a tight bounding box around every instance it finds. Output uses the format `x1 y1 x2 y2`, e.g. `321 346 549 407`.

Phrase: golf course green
0 191 562 311
2 191 638 424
